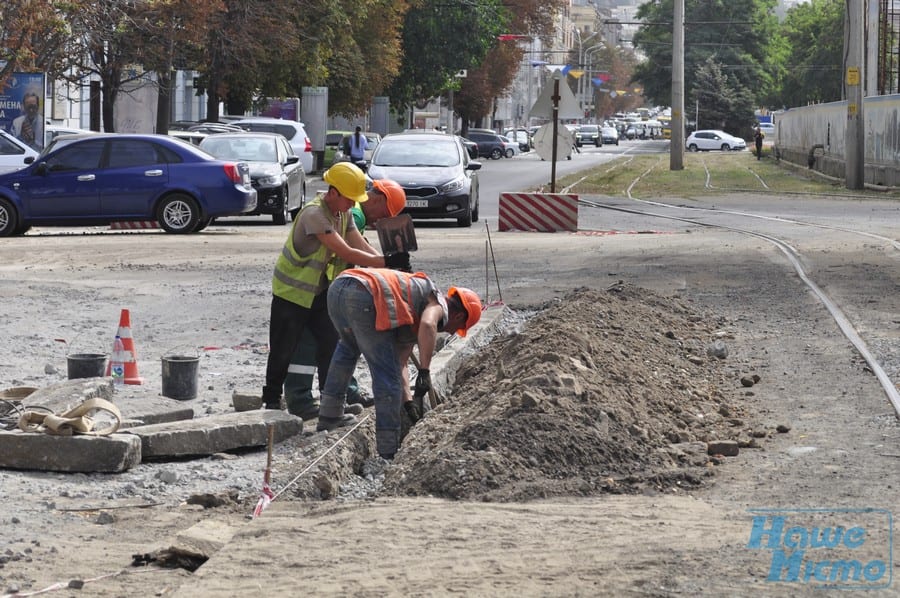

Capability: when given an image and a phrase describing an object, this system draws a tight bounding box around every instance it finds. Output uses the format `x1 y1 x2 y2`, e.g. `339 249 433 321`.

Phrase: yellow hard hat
372 179 406 217
323 162 368 203
448 287 482 337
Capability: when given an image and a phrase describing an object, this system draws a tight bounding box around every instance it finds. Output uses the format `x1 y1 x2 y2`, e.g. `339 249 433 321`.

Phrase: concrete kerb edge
427 304 512 403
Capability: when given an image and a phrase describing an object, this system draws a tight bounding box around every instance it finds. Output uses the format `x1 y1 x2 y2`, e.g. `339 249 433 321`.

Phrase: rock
776 424 791 433
232 391 262 412
707 340 728 359
740 376 755 387
520 391 542 409
706 440 739 457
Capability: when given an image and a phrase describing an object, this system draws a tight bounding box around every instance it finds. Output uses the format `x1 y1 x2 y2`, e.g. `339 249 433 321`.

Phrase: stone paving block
0 430 142 473
115 395 195 427
19 377 114 415
124 410 303 459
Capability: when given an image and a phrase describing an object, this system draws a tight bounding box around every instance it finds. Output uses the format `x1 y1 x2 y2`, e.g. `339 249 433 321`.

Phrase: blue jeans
321 277 403 458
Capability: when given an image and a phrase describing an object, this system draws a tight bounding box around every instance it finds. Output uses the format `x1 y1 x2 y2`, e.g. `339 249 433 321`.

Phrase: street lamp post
573 29 600 118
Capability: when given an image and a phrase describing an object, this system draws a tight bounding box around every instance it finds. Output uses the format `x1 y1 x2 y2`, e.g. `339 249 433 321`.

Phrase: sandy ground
1 187 899 597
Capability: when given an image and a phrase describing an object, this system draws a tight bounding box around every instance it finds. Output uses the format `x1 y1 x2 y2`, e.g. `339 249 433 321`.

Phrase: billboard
0 72 46 150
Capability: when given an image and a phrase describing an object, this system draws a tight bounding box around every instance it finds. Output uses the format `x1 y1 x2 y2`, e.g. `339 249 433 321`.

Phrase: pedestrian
754 125 764 160
317 268 482 460
282 178 408 416
348 126 368 162
261 162 411 418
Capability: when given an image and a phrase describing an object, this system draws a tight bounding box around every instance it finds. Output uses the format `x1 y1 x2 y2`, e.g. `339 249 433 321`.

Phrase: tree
632 0 781 112
0 0 76 86
386 0 509 120
454 0 566 128
583 42 643 119
778 0 843 107
690 56 754 133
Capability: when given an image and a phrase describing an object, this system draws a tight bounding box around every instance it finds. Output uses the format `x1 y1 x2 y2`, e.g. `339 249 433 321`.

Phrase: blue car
0 133 257 236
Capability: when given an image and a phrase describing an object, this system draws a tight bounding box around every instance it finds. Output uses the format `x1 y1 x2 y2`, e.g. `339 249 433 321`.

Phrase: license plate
406 199 428 208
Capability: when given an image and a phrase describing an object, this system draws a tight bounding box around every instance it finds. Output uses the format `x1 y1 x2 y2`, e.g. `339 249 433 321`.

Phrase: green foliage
632 0 781 115
386 0 509 115
690 56 755 134
778 0 844 106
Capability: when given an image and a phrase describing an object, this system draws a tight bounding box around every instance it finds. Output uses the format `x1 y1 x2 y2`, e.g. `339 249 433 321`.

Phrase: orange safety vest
342 268 430 331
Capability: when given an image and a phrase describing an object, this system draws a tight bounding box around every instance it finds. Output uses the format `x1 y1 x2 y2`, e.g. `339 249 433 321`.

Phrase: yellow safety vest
271 196 350 307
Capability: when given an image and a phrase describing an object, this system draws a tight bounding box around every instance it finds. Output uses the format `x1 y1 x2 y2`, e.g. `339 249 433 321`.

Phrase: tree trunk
156 71 173 133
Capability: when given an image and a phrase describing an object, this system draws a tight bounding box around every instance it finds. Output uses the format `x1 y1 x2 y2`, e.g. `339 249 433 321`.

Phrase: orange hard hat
372 179 406 217
448 287 482 337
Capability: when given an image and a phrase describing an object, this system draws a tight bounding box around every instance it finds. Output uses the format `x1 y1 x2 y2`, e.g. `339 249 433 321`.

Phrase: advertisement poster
0 72 46 151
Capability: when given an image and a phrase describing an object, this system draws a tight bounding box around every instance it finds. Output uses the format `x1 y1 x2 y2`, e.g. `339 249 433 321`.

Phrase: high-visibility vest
272 196 350 307
342 268 435 331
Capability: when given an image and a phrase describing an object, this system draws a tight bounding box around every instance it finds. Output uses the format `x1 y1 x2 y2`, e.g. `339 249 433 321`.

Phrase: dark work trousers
262 292 338 406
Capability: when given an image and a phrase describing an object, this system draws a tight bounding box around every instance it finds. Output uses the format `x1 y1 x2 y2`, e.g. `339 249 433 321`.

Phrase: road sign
528 70 581 120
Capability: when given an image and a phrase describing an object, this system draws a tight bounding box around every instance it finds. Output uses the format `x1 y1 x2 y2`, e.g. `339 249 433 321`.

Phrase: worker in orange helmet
317 268 482 460
351 178 406 231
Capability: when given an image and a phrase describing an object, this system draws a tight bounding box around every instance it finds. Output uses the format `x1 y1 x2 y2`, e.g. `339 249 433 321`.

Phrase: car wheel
273 189 290 225
688 144 699 152
457 205 473 227
490 148 503 160
505 149 514 158
157 193 200 234
721 143 731 151
0 198 20 237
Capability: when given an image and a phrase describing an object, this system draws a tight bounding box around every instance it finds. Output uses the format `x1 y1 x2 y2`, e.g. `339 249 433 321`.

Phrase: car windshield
579 125 599 132
201 137 277 162
373 139 460 167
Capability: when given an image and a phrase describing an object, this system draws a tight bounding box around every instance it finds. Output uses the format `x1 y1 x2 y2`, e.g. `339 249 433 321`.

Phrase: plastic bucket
67 353 108 379
161 353 199 400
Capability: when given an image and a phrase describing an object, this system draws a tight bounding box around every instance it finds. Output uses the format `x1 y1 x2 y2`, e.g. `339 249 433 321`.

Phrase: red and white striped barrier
498 192 578 232
109 221 159 230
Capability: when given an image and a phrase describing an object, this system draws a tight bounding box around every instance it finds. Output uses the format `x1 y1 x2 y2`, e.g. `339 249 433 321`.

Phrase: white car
45 125 95 148
499 135 520 158
230 118 313 173
685 129 747 152
0 129 39 174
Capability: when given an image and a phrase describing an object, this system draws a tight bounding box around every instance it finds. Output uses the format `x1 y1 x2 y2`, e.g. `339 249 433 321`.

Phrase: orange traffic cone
105 308 144 384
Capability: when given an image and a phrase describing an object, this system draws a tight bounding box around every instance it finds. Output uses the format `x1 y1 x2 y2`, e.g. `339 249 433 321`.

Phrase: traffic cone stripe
105 308 144 385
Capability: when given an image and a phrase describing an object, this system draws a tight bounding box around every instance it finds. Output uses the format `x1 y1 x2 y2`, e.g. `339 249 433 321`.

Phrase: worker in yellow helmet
283 177 408 418
262 162 411 418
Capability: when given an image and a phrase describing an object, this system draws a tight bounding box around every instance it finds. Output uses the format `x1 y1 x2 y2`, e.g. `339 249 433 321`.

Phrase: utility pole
845 0 865 190
670 0 685 170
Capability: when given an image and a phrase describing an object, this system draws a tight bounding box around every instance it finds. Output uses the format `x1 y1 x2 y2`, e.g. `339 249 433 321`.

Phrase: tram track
574 156 900 417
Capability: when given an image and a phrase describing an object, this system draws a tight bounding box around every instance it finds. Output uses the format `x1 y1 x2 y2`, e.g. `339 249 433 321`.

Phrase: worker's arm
313 227 386 267
415 298 444 370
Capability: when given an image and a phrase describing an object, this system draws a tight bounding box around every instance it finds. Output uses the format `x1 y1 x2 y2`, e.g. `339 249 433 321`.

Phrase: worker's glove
403 400 421 425
384 251 411 272
413 369 431 400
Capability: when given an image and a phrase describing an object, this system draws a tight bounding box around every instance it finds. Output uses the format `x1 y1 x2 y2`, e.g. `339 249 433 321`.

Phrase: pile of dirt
383 284 758 501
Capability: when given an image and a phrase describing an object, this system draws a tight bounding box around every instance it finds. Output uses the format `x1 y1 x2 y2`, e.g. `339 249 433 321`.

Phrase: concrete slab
115 395 195 427
19 377 114 415
0 430 141 473
124 410 303 459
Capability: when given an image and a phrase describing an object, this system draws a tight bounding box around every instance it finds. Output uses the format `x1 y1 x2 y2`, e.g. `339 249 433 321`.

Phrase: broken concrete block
19 377 113 416
231 391 262 412
706 440 739 457
115 395 195 427
124 410 303 459
0 430 141 473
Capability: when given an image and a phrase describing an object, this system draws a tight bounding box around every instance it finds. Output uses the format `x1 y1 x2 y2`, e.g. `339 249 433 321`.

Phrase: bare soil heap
383 284 753 501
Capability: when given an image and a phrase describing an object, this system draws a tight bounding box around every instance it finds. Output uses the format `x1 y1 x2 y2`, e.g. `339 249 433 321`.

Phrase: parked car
324 130 352 167
0 133 256 236
461 138 479 159
685 129 747 152
600 126 619 145
465 131 507 160
574 124 602 147
186 122 245 135
199 132 305 224
367 131 481 227
502 129 531 153
499 135 520 158
333 131 382 166
0 129 39 174
168 130 208 146
45 125 95 148
229 118 314 174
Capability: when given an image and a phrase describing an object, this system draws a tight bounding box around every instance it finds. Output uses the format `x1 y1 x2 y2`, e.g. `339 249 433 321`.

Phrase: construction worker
262 163 411 418
317 268 482 460
283 178 408 416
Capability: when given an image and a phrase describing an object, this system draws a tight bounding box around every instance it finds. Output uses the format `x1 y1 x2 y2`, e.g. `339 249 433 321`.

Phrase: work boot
316 414 358 432
346 388 374 408
344 402 363 416
262 396 282 410
287 401 320 421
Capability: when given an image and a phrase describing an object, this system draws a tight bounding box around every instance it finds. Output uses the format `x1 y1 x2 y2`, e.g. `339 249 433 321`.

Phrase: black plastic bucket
161 354 199 400
67 353 108 379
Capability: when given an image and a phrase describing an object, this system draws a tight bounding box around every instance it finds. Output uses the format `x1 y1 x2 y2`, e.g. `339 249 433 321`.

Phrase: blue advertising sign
0 72 46 150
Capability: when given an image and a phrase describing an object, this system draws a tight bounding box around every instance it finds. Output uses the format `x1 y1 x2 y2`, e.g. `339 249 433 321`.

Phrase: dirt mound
383 284 754 501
